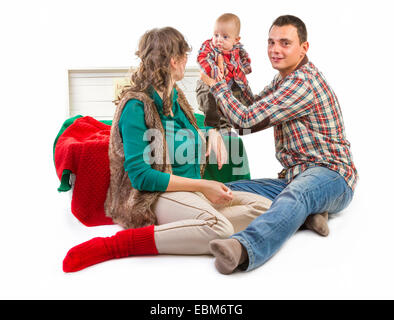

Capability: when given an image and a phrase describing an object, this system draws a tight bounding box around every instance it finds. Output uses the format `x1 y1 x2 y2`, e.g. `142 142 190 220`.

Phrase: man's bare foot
209 238 247 274
303 212 329 236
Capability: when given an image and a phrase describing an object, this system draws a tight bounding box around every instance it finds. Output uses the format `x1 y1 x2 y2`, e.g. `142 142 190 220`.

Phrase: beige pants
152 191 272 255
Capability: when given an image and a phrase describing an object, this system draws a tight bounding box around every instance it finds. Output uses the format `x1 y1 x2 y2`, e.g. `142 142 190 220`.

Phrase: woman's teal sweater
119 87 210 192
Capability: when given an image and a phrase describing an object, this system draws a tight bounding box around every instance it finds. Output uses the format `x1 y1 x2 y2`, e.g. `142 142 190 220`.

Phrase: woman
62 27 322 272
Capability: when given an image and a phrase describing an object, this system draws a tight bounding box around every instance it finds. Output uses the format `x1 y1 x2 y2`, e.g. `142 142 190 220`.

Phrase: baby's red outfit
197 39 252 91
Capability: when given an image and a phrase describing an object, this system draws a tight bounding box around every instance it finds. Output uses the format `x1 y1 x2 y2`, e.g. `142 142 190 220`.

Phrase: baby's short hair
216 13 241 36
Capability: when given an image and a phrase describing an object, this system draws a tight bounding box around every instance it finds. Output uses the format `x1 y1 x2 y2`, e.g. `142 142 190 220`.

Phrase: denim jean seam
301 175 348 214
231 235 255 271
328 188 351 213
300 175 340 194
252 198 305 252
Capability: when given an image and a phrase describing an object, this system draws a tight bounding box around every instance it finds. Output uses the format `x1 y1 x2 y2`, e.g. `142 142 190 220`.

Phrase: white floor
1 126 392 300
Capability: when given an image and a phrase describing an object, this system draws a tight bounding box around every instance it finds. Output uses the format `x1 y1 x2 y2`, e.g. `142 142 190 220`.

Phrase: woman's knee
201 210 234 239
216 217 235 239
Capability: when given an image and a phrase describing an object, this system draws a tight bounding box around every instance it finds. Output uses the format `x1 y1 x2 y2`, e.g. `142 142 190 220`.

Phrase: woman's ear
170 57 177 69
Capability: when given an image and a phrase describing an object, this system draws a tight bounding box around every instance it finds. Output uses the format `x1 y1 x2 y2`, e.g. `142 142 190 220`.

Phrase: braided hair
126 27 191 116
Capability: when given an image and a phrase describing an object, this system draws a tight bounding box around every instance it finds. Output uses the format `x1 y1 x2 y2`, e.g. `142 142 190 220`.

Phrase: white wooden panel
70 85 114 101
68 67 201 120
72 101 116 117
70 77 116 86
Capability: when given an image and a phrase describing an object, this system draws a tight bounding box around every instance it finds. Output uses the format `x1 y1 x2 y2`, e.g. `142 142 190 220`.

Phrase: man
201 15 358 274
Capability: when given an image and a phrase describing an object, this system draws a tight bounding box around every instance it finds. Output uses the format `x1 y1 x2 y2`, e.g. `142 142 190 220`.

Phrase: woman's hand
198 179 233 205
166 175 232 205
206 129 227 170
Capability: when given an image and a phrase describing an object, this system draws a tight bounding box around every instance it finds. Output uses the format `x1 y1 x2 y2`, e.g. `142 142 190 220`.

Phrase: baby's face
212 21 240 51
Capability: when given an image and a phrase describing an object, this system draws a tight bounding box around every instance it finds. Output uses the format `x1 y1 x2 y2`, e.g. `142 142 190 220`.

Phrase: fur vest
104 85 206 229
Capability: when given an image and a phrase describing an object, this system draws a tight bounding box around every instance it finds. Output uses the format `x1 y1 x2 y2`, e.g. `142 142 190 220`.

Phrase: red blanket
55 116 114 226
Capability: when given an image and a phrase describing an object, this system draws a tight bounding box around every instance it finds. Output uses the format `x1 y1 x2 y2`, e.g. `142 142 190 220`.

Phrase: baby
196 13 254 132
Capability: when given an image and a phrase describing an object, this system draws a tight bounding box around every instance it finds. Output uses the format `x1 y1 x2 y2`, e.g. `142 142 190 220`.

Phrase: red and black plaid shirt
197 39 252 93
211 58 358 191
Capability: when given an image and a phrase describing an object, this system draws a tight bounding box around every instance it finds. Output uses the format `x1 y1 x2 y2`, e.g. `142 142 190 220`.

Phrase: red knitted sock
63 225 158 272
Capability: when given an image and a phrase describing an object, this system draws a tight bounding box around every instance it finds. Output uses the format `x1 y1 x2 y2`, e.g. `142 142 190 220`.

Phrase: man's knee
278 183 308 205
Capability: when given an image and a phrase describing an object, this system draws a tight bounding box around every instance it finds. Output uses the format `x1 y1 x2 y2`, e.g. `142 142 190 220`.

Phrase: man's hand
200 71 217 87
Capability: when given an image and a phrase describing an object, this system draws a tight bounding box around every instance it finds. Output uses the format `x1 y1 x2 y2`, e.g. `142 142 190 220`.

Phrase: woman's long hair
125 27 191 116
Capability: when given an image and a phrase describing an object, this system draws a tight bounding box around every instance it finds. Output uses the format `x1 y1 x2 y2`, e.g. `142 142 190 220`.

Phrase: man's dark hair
270 15 307 44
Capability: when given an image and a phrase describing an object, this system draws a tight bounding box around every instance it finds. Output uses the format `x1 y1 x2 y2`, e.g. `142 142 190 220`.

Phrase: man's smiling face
267 24 309 78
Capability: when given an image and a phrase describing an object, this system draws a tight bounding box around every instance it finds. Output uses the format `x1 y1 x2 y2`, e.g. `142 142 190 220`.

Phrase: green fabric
57 169 73 192
194 113 205 129
195 113 250 182
203 135 250 183
53 113 250 192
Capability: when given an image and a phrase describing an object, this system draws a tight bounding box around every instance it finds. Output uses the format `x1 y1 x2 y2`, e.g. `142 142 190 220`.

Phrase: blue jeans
225 166 354 271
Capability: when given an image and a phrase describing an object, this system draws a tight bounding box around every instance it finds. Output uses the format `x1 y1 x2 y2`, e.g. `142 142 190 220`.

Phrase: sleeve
119 100 171 192
237 43 252 74
197 40 220 79
210 75 315 129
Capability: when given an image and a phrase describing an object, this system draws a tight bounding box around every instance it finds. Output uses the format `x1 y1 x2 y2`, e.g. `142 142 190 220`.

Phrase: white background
0 0 393 299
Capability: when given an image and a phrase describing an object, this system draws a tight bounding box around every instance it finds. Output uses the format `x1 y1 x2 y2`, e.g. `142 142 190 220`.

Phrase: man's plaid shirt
211 59 358 191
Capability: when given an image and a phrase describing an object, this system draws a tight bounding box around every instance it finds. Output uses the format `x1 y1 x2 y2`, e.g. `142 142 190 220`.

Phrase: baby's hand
216 66 224 81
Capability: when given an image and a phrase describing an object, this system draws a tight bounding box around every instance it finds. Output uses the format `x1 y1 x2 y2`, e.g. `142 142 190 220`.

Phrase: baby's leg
196 80 222 128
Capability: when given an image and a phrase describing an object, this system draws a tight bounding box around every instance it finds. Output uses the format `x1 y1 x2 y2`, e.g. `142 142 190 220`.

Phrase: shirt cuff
209 79 229 98
156 172 171 192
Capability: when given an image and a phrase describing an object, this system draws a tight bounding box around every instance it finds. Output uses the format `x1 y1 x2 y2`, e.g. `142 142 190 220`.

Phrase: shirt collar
295 55 309 71
277 55 309 82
